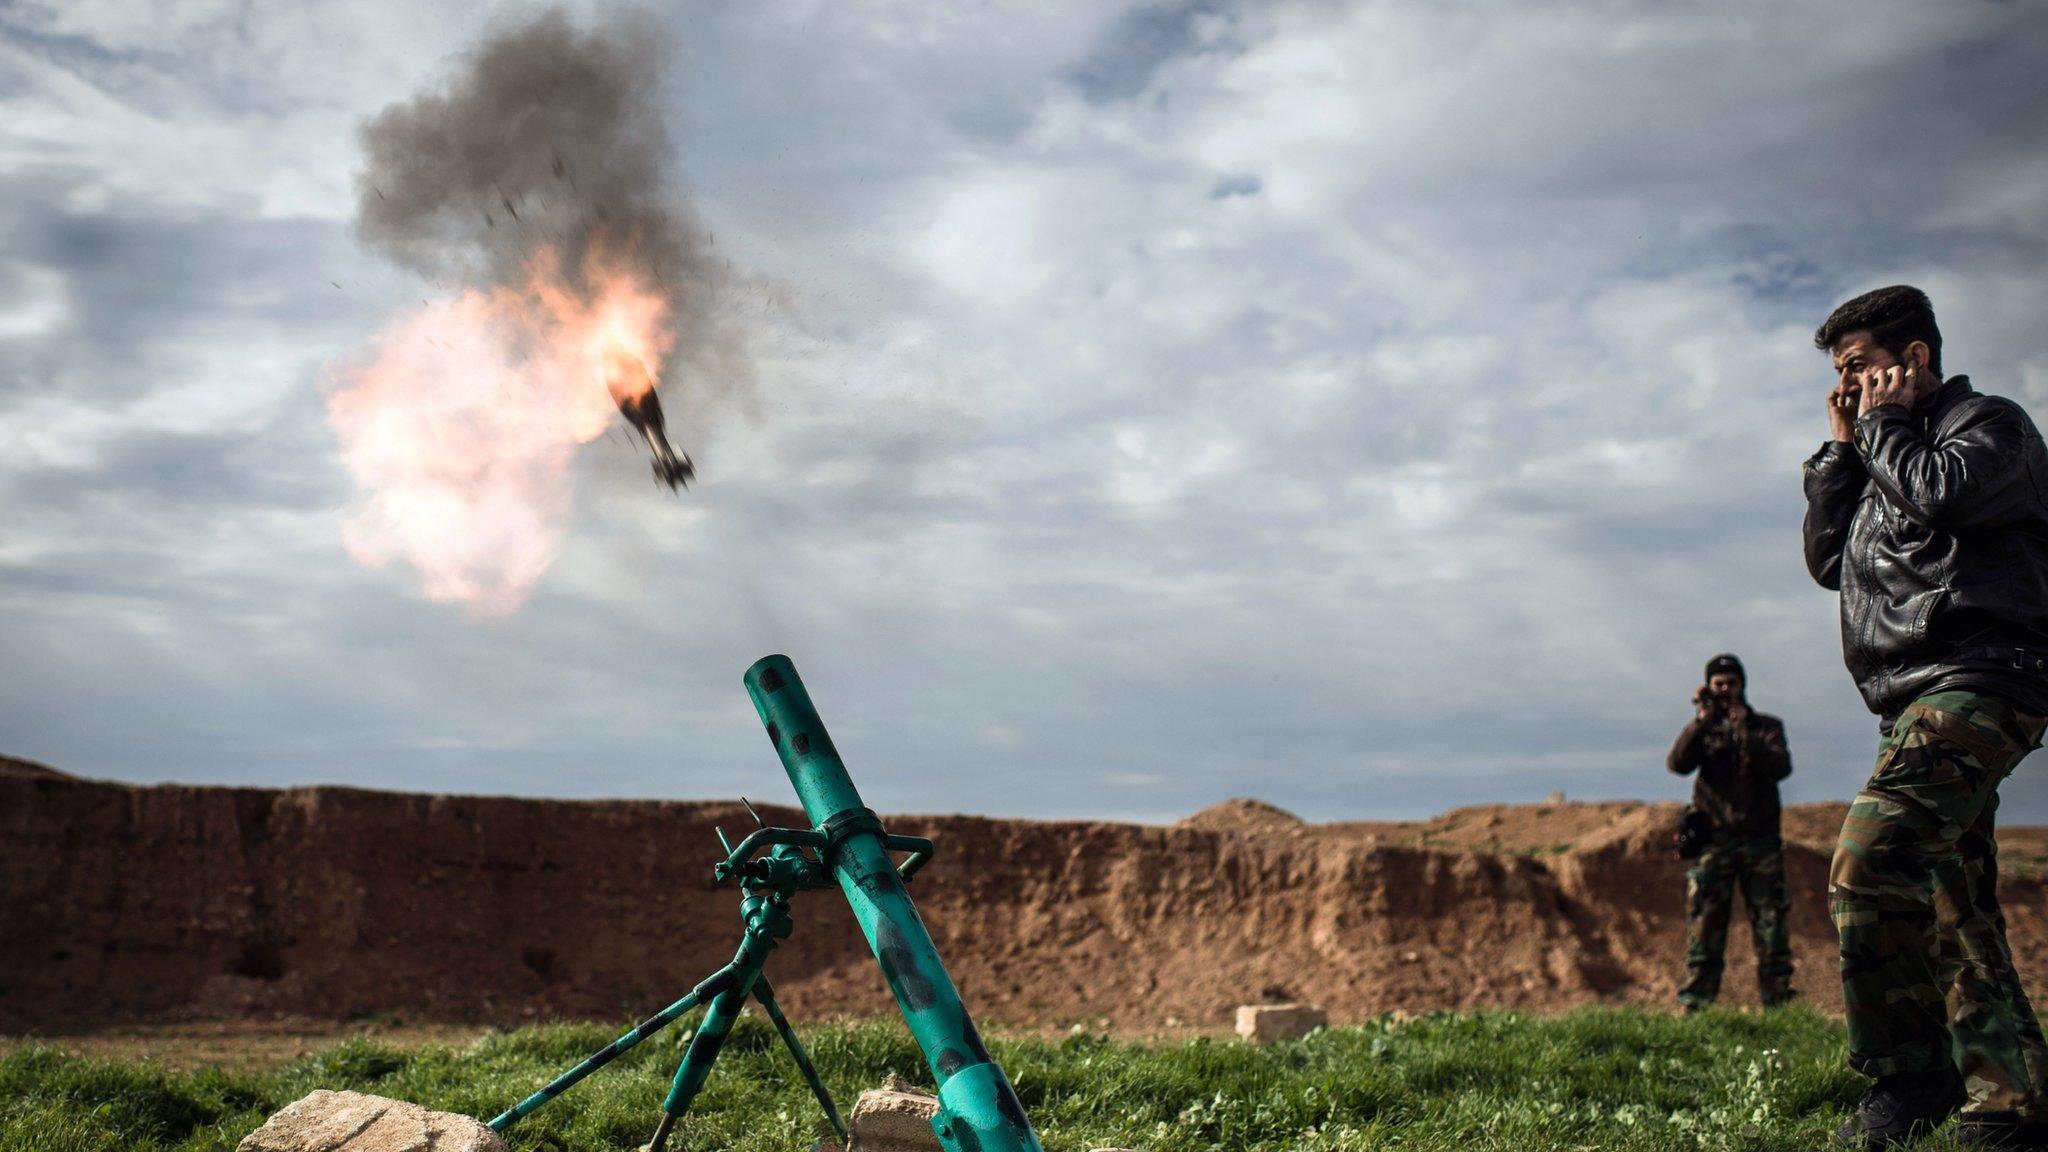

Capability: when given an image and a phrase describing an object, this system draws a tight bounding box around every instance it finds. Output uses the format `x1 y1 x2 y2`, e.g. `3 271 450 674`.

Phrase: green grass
0 1006 1986 1150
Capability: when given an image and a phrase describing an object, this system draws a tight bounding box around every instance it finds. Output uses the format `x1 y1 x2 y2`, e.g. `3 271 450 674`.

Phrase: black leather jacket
1668 707 1790 838
1803 376 2048 718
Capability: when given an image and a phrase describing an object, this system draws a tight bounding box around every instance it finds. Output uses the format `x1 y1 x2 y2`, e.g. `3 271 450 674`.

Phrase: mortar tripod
485 654 1044 1152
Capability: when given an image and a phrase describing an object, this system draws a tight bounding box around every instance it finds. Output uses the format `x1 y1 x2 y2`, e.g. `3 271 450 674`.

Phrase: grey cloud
1 3 478 117
0 10 168 102
12 427 269 507
0 194 395 401
1064 1 1246 103
1209 174 1260 199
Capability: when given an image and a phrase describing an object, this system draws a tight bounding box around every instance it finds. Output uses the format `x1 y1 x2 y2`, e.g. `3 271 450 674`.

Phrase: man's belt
1952 645 2048 673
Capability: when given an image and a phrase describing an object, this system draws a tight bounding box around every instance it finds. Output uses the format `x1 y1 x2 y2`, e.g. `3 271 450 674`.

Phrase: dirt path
0 1020 490 1072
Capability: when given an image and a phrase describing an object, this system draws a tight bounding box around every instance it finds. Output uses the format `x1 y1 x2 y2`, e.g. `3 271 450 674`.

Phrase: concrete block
1235 1003 1328 1045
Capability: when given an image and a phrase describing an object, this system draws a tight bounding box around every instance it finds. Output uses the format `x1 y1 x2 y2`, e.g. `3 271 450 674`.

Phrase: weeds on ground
0 1005 1952 1151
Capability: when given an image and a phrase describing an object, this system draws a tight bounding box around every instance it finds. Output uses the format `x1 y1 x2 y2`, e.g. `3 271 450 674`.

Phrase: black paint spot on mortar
874 919 938 1010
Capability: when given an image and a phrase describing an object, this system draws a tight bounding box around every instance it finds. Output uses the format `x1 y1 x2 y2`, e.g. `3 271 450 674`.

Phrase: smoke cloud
328 7 740 614
355 8 720 352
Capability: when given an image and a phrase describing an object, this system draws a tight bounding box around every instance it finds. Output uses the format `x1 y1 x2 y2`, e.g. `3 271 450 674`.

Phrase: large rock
237 1090 505 1152
1235 1003 1328 1045
846 1080 941 1152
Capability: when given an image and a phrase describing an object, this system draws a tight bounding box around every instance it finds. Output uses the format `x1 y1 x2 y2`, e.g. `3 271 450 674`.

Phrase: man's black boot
1833 1069 1964 1148
1958 1112 2048 1149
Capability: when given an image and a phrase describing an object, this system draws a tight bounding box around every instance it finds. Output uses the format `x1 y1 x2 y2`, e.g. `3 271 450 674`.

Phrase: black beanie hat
1704 653 1745 681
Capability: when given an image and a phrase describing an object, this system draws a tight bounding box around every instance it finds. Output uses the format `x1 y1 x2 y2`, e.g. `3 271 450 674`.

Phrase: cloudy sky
5 1 2048 823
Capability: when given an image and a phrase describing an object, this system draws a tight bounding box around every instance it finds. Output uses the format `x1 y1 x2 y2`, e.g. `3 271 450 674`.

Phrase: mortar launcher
486 654 1044 1152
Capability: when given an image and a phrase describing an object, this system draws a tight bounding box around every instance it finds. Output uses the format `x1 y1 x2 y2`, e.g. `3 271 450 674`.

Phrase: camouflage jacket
1667 708 1791 838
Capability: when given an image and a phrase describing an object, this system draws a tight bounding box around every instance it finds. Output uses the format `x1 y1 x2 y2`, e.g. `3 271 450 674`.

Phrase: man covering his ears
1805 285 2048 1149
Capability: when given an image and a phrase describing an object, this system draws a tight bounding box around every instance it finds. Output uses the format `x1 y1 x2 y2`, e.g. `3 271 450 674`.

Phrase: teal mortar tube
743 655 1044 1152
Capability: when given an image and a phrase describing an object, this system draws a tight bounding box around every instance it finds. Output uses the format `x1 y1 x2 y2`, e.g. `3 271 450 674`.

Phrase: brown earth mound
6 766 2048 1033
1176 798 1306 836
0 755 72 781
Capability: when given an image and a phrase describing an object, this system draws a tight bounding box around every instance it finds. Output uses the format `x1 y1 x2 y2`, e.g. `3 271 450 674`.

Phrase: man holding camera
1805 285 2048 1149
1668 653 1795 1012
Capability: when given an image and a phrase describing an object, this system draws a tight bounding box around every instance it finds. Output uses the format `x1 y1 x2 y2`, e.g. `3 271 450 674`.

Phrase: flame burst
326 248 673 615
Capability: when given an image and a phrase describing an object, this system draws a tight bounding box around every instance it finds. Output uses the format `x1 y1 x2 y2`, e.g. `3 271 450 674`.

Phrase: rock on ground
1235 1003 1328 1045
236 1090 505 1152
847 1080 941 1152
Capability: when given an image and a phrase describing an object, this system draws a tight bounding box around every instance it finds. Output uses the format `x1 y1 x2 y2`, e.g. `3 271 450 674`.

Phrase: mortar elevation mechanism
486 655 1044 1152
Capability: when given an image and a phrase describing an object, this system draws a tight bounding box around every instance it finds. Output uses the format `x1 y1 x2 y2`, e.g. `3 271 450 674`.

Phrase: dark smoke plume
354 7 737 396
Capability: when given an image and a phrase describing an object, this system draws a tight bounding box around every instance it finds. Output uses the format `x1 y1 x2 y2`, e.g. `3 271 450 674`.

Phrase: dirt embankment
7 762 2048 1033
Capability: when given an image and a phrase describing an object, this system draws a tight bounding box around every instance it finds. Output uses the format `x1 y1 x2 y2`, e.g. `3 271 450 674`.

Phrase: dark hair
1814 285 1942 377
1704 653 1744 682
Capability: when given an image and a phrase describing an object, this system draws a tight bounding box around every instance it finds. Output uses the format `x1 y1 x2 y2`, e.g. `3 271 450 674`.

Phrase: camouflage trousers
1679 833 1795 1009
1831 689 2048 1116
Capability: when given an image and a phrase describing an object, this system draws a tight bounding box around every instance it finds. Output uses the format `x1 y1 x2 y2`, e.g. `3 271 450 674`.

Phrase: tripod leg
648 1111 677 1152
489 965 737 1132
755 975 847 1143
649 982 748 1152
